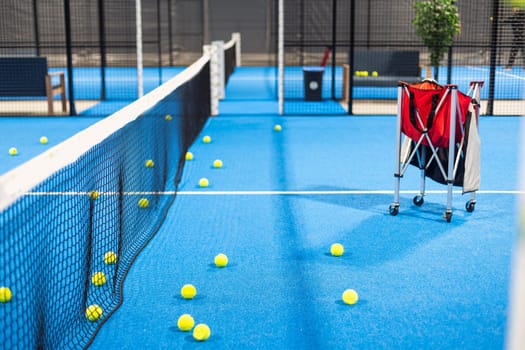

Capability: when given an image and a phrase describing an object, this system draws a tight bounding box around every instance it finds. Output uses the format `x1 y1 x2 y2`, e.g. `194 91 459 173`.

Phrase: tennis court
92 81 520 350
0 62 521 348
0 0 524 349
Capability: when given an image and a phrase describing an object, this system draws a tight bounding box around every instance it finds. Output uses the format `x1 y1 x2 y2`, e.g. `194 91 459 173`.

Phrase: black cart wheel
443 211 452 223
389 204 399 216
465 200 476 213
413 195 424 207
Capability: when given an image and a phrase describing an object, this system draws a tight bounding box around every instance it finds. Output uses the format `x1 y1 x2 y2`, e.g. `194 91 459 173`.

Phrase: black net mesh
0 58 210 349
0 0 204 117
224 41 236 84
282 0 525 116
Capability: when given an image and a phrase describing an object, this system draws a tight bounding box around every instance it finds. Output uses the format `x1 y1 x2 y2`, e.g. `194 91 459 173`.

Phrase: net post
212 40 225 100
278 0 284 115
203 44 219 116
232 32 242 67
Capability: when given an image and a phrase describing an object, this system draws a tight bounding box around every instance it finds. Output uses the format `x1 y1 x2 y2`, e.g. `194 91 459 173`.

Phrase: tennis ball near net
0 287 12 303
86 304 103 322
89 190 100 200
202 135 212 143
330 243 344 257
138 198 149 208
185 151 194 161
177 314 195 332
91 272 107 286
274 124 282 132
40 136 48 144
145 159 155 168
104 251 117 265
342 289 359 305
181 284 197 300
193 323 211 341
213 159 223 168
8 147 17 156
214 253 228 267
372 71 379 77
198 178 209 188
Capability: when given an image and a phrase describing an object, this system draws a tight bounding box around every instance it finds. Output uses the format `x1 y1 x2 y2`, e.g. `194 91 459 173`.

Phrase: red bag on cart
400 80 471 148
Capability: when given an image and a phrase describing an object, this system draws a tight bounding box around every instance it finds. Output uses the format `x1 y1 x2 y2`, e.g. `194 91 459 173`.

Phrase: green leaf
413 0 460 67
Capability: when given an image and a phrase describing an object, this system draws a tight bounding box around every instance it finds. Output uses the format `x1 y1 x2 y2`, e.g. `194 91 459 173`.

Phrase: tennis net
224 33 241 84
0 38 235 347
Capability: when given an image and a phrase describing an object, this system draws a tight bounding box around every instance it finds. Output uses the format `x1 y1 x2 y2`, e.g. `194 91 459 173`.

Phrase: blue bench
0 57 66 115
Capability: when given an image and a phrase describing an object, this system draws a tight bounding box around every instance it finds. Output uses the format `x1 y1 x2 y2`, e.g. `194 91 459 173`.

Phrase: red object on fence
320 47 331 67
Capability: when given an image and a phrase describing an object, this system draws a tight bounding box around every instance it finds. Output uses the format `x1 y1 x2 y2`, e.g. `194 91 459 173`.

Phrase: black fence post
157 0 162 86
98 0 107 100
64 0 77 116
447 46 452 84
331 0 337 99
168 0 173 66
300 0 304 66
487 0 500 116
347 0 355 115
32 0 40 56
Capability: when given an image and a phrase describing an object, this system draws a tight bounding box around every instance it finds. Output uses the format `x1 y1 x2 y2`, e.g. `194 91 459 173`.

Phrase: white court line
26 189 522 196
467 65 525 81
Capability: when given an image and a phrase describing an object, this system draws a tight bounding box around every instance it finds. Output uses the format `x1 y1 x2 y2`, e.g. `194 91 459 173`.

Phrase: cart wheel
465 200 476 213
443 211 452 223
413 195 424 207
389 204 399 216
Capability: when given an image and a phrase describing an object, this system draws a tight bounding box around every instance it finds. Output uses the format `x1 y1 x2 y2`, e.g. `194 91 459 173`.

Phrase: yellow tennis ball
185 151 194 161
213 159 223 168
138 198 149 208
177 314 195 331
372 71 378 77
0 287 12 303
165 114 172 121
330 243 344 257
274 124 282 132
91 272 107 286
8 147 17 156
40 136 48 144
181 284 197 299
214 253 228 267
198 178 209 188
89 190 99 200
342 289 359 305
86 304 103 321
145 159 154 168
202 135 211 143
193 323 211 341
104 251 117 265
362 71 369 77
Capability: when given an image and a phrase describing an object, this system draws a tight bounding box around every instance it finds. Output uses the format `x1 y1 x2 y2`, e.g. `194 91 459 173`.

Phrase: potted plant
412 0 461 80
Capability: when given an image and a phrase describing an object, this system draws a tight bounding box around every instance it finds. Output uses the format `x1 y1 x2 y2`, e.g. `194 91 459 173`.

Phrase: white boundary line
25 189 522 196
467 65 525 81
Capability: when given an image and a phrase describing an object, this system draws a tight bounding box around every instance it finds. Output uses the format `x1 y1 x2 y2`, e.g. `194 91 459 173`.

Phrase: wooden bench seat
0 57 66 115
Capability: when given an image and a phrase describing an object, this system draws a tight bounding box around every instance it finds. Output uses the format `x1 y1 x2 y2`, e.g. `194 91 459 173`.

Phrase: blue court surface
0 66 521 349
